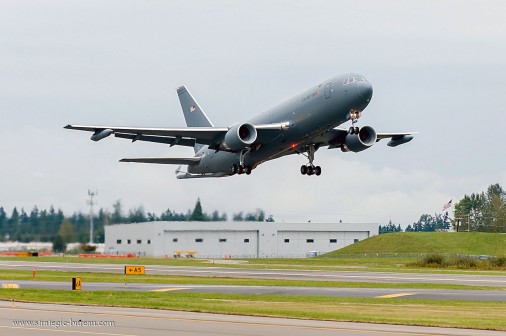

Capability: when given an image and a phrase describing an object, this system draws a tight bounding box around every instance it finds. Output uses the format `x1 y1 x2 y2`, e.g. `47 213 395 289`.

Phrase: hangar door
163 230 258 258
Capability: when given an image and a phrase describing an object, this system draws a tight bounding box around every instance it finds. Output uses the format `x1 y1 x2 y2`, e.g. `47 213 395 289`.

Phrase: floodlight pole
88 190 98 244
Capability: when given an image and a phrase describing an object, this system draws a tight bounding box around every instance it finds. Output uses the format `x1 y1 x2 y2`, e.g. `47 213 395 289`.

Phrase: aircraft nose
357 81 373 100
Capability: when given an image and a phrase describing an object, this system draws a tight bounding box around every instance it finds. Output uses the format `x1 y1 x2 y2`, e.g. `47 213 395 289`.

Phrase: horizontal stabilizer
120 157 201 165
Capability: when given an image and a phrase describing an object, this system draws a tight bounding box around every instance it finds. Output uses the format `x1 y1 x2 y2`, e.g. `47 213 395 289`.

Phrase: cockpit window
343 76 366 85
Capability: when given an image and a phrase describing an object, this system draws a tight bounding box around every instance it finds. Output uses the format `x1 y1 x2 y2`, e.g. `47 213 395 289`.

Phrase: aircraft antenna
87 190 98 244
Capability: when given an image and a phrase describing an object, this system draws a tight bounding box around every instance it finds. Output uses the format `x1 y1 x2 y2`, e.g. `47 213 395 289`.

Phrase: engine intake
222 123 257 151
343 126 377 152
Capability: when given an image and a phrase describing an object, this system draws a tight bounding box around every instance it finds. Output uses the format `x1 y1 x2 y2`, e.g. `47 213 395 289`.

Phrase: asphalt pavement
1 301 504 336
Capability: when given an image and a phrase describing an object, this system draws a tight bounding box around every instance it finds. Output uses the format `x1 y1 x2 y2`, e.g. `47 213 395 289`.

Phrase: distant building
104 221 377 258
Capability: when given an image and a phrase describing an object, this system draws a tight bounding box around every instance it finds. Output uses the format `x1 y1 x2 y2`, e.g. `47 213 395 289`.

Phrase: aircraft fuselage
187 73 373 176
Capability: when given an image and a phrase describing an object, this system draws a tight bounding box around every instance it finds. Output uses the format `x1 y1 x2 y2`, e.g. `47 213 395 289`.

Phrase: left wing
376 132 416 147
320 128 416 149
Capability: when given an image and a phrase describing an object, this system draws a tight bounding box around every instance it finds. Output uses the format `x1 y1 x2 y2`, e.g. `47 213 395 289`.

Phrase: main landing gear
230 164 252 175
300 144 322 176
230 149 252 175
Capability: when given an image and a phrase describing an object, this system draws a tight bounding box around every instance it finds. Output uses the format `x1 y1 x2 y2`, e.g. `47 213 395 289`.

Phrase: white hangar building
104 221 377 258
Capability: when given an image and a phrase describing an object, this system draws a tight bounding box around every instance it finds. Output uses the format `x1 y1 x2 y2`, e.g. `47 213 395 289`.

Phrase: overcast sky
1 1 505 225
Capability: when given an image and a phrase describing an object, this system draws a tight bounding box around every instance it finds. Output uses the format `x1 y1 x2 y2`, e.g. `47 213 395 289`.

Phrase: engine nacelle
90 129 113 142
387 134 413 147
343 126 377 152
222 123 257 151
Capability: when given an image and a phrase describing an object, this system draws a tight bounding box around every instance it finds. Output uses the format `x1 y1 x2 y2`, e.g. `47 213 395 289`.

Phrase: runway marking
2 283 20 288
149 287 189 292
375 293 415 299
0 325 135 336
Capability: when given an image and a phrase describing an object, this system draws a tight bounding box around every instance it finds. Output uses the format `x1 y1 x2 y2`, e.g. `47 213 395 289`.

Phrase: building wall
104 222 377 258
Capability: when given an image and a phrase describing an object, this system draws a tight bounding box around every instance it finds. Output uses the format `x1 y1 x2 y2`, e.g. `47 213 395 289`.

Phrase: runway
1 260 505 287
1 301 504 336
2 280 506 302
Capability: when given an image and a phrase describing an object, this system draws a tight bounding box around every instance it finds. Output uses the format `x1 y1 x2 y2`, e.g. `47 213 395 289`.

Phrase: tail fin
177 86 214 153
177 86 214 127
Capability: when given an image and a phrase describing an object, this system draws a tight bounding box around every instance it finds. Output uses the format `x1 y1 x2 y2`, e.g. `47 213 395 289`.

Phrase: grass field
1 289 505 330
1 269 501 290
323 232 506 256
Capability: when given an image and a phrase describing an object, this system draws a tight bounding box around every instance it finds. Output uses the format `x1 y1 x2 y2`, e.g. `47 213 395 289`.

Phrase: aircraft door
325 82 332 99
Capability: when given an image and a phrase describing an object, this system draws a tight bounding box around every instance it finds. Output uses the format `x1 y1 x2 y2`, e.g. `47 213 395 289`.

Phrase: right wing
64 124 227 145
64 122 289 150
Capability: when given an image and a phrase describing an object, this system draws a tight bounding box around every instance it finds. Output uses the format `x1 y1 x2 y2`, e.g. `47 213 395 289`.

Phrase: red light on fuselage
290 143 297 149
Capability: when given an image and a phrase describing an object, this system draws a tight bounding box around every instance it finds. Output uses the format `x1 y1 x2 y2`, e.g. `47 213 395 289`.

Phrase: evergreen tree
189 198 205 221
8 207 20 240
111 200 124 224
0 207 6 240
128 206 147 223
52 234 66 253
232 212 244 221
58 218 76 243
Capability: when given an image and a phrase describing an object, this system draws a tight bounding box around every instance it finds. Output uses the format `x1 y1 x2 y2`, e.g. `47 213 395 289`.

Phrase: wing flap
114 133 196 147
119 157 201 165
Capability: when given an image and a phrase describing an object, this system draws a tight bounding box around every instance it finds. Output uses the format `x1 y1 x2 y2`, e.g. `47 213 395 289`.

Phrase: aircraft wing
322 129 416 149
376 132 417 147
64 122 289 149
119 157 201 165
64 124 227 144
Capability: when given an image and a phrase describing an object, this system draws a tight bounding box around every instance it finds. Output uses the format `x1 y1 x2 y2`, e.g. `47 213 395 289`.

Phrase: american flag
442 199 452 212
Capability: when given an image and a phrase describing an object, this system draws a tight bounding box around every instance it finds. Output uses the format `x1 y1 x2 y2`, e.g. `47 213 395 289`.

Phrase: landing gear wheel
355 127 359 134
238 165 244 174
315 166 322 176
230 164 238 175
348 127 355 134
244 165 252 175
300 165 307 175
307 166 314 175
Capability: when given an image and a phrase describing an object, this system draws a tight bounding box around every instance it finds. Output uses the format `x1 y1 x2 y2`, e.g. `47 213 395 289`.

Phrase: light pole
88 190 98 244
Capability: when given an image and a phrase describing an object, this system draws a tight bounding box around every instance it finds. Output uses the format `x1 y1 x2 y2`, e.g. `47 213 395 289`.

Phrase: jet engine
342 126 377 152
222 123 257 151
90 129 113 142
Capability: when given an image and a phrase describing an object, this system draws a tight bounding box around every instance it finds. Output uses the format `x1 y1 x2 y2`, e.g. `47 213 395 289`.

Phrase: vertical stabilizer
177 86 213 153
177 86 214 127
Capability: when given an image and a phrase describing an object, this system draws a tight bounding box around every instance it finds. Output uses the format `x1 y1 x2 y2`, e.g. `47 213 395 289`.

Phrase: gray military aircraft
65 73 415 179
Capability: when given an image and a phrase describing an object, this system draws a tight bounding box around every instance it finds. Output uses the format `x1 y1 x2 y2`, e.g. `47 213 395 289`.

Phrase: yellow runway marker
150 287 189 292
2 284 20 289
375 293 415 299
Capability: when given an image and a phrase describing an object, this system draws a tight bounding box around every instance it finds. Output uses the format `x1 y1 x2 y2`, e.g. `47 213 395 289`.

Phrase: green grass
1 289 505 330
0 255 421 272
324 232 506 256
1 269 501 290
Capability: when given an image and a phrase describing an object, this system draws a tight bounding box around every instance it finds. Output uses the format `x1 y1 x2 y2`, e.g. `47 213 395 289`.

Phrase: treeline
380 183 505 234
452 183 506 232
0 198 273 244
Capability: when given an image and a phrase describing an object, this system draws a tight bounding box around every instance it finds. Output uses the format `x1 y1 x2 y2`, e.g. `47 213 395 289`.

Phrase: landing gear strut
300 144 322 176
348 109 361 134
